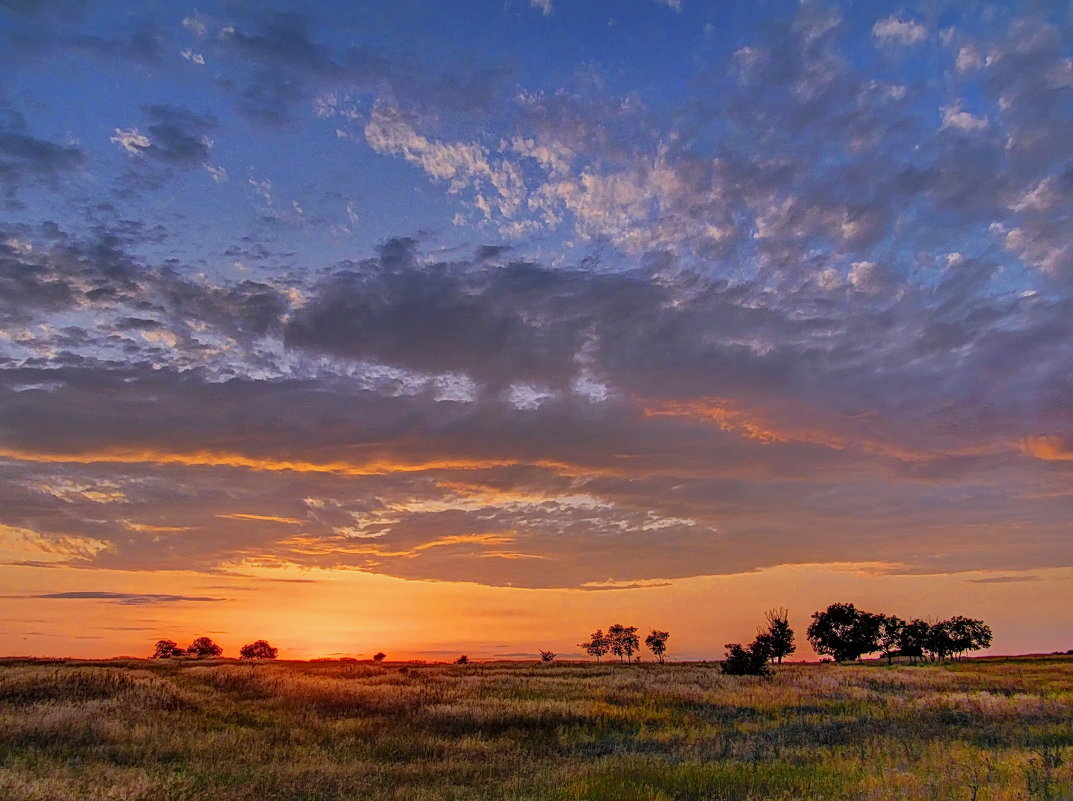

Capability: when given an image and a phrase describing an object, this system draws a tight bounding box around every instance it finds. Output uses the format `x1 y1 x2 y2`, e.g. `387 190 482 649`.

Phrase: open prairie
0 657 1070 800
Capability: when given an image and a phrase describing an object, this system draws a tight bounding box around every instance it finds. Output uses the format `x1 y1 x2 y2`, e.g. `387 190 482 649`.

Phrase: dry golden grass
0 656 1070 800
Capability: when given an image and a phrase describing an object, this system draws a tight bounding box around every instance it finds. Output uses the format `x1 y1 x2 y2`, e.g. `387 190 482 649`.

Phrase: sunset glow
2 0 1072 661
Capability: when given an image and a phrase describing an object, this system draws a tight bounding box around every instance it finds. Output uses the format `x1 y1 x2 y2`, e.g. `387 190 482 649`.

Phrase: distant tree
454 654 469 664
578 629 610 662
876 615 906 665
372 652 386 662
239 640 278 660
539 649 557 662
944 616 992 660
924 620 955 662
966 618 992 657
645 630 670 663
187 636 223 659
806 603 882 662
752 631 777 662
720 642 772 677
922 617 992 662
150 639 184 659
897 618 931 665
759 607 796 664
608 624 640 663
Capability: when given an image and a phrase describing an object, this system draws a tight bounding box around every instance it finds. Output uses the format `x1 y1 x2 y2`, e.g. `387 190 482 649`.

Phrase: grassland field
0 655 1070 800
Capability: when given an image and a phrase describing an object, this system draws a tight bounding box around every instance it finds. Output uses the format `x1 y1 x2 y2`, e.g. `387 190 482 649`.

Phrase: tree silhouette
454 654 469 664
150 639 184 659
807 603 882 662
187 636 223 659
372 652 386 662
578 629 610 662
759 607 795 664
944 616 992 660
239 640 278 660
720 642 772 676
897 618 931 664
644 630 670 663
607 624 640 663
539 649 557 662
876 615 906 665
924 619 956 662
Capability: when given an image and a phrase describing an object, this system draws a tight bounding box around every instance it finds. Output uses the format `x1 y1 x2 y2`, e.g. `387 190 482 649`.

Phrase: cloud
966 575 1040 584
530 0 552 15
956 45 984 72
111 106 218 166
0 101 84 191
217 513 304 525
1021 436 1073 461
4 2 1073 591
872 16 927 46
111 128 151 155
941 103 988 133
21 591 226 605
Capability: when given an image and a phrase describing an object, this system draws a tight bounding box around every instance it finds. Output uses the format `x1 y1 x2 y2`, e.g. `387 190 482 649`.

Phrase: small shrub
720 642 772 677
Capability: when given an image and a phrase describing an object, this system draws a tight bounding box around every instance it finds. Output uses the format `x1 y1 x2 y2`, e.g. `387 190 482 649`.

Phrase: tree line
577 625 670 663
573 603 991 675
147 601 991 669
805 602 992 665
150 637 279 660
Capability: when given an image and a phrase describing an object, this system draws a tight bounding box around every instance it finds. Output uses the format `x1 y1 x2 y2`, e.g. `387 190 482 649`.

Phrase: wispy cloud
16 592 227 605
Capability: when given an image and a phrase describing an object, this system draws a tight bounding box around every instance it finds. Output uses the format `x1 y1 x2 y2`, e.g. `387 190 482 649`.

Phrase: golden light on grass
0 656 1070 799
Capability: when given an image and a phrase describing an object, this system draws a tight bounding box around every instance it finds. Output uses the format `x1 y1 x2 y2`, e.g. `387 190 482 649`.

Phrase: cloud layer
1 0 1072 589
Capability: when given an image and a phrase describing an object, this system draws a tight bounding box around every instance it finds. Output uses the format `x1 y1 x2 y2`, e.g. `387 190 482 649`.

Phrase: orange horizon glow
3 561 1070 663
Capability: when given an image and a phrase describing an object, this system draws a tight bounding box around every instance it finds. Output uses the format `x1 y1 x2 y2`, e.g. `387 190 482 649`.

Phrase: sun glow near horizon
3 560 1069 662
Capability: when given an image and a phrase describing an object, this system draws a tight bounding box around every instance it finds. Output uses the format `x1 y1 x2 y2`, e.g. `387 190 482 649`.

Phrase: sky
1 0 1072 661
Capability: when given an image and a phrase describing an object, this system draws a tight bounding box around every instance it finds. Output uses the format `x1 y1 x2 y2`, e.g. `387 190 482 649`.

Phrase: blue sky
2 0 1073 657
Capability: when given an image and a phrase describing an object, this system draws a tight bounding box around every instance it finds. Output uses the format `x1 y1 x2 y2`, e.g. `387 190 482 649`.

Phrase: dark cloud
967 576 1042 584
20 592 226 604
137 105 218 165
71 22 166 66
195 7 513 125
0 224 288 343
0 102 84 193
0 0 88 17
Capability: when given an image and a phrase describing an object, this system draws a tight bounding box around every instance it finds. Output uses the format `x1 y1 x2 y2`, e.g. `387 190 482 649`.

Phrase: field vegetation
0 656 1070 800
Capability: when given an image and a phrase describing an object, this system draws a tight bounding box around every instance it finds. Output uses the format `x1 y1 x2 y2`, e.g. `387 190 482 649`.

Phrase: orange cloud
0 445 576 478
477 551 551 560
218 513 304 525
642 397 1006 463
122 521 195 533
412 533 516 551
643 397 844 448
279 532 518 561
1021 436 1073 461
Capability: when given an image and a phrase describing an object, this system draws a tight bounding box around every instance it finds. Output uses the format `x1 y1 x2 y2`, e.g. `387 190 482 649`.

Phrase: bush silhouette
720 642 772 676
